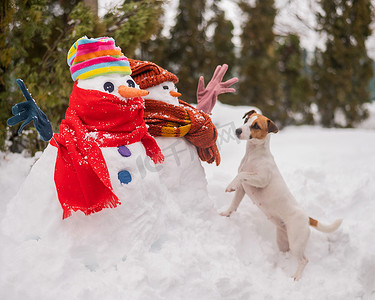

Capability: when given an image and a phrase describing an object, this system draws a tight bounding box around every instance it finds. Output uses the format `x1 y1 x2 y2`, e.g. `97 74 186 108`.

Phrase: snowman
128 59 237 210
4 37 167 254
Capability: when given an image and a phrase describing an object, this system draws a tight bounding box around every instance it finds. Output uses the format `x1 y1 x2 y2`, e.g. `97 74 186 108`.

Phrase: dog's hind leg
276 225 289 252
286 215 310 280
220 185 245 217
292 254 309 281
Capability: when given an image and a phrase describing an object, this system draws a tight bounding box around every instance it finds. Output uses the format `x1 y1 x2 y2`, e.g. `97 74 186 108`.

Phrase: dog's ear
267 119 279 133
242 110 256 120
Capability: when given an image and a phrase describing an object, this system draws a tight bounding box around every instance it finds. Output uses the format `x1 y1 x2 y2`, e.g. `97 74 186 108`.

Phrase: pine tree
138 7 170 67
313 0 373 127
0 0 14 150
277 34 314 125
0 0 165 153
139 28 170 68
237 0 281 123
104 0 164 56
1 0 100 153
206 1 237 104
142 0 237 105
167 0 208 103
207 2 236 73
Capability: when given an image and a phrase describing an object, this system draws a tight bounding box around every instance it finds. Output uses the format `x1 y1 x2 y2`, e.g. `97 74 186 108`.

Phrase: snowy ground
1 102 375 299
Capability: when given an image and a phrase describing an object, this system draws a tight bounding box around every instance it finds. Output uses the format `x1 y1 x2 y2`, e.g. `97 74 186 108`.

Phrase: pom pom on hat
128 59 178 89
67 36 132 81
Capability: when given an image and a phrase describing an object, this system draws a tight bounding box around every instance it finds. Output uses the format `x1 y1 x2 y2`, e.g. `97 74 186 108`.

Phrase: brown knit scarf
144 99 221 166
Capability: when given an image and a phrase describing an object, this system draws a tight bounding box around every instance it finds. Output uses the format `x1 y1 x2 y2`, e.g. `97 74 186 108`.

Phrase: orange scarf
144 99 221 165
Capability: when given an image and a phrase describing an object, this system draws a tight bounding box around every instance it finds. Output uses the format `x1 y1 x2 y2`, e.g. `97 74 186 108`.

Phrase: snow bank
1 102 375 299
0 151 39 220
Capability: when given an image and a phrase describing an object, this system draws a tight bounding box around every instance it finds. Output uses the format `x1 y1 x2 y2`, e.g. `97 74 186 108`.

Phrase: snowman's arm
7 79 53 142
196 64 238 114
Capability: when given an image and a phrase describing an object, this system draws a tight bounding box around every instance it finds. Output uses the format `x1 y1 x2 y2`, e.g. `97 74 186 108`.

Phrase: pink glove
196 64 238 114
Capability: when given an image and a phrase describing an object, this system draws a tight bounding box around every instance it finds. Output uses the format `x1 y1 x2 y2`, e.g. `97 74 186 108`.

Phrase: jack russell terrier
220 110 342 280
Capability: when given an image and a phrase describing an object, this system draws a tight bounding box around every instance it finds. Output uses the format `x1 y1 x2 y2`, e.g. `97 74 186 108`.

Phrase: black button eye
163 86 169 90
127 79 135 88
104 82 114 93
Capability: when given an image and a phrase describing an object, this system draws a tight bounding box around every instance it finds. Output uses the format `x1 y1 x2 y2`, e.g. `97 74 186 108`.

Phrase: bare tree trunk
83 0 98 17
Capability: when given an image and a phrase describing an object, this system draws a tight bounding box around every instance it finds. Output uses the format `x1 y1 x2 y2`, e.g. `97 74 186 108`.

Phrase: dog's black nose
235 128 242 137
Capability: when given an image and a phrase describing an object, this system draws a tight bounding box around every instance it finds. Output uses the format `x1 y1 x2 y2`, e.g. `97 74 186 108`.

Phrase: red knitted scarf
51 83 164 219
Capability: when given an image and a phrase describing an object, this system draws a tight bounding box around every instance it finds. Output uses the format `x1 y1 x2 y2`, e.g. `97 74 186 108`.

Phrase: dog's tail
309 217 343 233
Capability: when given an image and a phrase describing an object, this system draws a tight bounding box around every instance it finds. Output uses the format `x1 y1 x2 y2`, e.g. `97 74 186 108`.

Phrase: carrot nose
170 91 181 98
118 85 149 98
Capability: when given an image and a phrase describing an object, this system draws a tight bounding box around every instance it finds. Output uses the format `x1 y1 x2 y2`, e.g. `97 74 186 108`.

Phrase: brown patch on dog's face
242 110 257 124
249 115 271 140
236 111 279 141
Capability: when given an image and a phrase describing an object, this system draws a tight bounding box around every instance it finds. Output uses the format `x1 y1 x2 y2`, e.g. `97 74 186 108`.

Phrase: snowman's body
75 74 165 193
154 137 207 191
144 81 210 205
3 74 166 258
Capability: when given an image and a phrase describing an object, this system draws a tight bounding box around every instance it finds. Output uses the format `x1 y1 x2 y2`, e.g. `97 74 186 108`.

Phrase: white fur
314 219 342 233
237 115 258 140
221 115 342 281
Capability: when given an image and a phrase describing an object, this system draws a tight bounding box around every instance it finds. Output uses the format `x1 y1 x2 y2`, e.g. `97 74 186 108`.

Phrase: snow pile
1 102 375 299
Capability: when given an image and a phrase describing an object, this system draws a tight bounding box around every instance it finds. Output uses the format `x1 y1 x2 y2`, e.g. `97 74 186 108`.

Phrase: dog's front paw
225 186 235 193
220 210 233 217
226 179 239 192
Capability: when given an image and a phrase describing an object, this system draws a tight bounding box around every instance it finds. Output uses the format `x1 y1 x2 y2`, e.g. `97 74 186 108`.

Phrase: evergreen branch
106 1 146 33
40 29 65 72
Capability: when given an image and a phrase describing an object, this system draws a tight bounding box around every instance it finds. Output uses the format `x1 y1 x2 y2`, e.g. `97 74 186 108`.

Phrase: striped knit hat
67 37 132 81
128 59 178 89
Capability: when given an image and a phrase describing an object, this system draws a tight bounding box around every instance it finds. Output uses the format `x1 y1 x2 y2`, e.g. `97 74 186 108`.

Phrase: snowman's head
77 74 149 100
128 59 182 106
143 81 181 106
68 37 149 101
